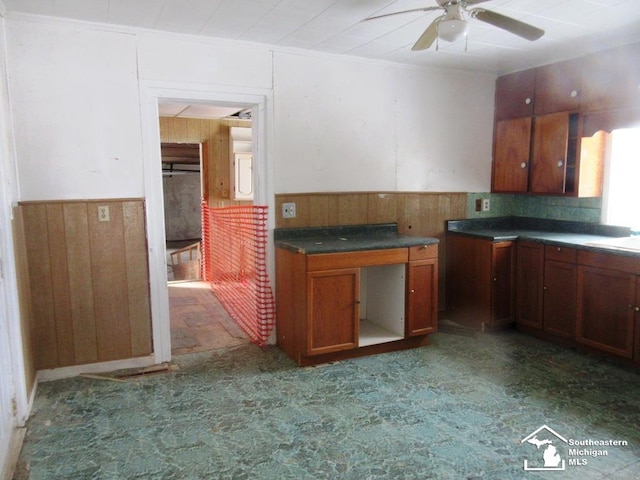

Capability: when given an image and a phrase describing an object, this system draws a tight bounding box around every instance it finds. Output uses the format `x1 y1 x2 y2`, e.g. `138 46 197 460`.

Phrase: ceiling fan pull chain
465 35 468 52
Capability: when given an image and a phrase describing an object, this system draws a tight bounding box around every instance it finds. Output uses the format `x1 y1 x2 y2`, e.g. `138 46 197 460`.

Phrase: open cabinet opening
359 264 406 347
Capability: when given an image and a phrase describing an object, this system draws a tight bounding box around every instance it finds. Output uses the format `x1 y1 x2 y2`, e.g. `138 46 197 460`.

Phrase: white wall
7 16 494 201
7 19 143 200
273 51 494 193
0 11 29 479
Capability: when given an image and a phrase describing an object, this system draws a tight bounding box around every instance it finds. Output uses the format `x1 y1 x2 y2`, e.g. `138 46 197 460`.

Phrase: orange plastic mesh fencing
201 202 275 347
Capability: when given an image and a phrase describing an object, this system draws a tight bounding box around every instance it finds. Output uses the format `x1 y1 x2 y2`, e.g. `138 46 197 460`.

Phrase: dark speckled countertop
275 223 438 254
447 216 640 257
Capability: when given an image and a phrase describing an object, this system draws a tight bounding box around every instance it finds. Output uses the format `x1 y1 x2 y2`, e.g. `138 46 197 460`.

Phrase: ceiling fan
363 0 545 51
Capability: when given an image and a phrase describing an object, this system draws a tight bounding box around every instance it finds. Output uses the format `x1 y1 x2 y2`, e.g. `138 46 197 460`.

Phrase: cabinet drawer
409 244 438 261
307 248 408 271
578 249 640 275
545 245 577 263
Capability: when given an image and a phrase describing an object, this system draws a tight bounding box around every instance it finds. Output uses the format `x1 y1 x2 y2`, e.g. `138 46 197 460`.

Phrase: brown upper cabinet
494 68 536 120
530 112 575 194
492 117 531 192
534 58 583 115
492 42 640 196
582 43 640 113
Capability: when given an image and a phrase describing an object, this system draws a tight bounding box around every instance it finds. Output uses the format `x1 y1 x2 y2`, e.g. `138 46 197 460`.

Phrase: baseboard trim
36 355 157 382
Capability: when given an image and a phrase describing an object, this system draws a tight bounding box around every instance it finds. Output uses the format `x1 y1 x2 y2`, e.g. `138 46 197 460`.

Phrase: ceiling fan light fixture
437 18 469 42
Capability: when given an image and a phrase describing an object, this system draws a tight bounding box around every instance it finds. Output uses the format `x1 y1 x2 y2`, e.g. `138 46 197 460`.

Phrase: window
601 128 640 230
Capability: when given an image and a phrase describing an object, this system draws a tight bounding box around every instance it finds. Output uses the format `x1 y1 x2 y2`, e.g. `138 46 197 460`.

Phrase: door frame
139 81 274 363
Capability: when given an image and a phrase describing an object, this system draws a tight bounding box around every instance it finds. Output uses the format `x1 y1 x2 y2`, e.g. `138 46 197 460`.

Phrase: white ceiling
158 102 249 119
6 0 640 74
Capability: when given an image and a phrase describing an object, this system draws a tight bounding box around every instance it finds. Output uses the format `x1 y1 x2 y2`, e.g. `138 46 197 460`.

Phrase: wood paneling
20 199 152 369
159 116 251 206
11 207 36 393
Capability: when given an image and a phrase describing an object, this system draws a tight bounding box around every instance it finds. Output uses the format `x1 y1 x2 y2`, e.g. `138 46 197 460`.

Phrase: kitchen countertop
274 223 438 255
447 216 640 257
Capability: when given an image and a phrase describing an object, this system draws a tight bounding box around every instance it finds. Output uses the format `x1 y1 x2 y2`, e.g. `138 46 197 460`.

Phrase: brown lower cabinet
577 265 636 359
513 244 640 363
276 244 438 366
446 234 514 331
448 233 640 364
516 243 577 340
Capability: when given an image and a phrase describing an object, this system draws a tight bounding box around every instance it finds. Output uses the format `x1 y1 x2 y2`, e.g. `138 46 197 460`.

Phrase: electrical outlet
282 202 296 219
97 205 110 222
481 198 491 212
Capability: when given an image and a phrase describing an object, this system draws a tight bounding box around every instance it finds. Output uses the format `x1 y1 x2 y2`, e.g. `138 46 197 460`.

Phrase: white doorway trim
139 81 274 363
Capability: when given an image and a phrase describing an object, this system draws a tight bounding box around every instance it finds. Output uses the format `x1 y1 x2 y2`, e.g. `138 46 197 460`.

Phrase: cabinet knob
525 97 532 105
410 289 415 294
557 247 561 252
557 160 564 168
635 306 640 312
493 277 497 282
543 286 548 291
520 162 527 169
570 90 578 98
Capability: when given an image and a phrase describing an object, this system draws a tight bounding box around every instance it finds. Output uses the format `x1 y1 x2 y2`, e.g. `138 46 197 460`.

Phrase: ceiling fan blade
463 0 491 5
469 8 544 41
411 17 442 51
363 6 441 22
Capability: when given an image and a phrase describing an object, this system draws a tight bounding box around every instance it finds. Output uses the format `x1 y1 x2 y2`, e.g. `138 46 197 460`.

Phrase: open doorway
158 101 253 355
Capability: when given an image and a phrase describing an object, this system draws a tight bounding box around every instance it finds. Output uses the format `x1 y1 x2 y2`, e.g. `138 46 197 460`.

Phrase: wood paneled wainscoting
17 199 152 370
274 192 468 307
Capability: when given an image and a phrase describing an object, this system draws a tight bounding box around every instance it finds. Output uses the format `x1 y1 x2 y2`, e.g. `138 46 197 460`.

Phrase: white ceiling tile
5 0 56 16
199 0 278 38
154 0 224 34
107 0 167 29
5 0 640 74
158 102 189 116
53 0 108 22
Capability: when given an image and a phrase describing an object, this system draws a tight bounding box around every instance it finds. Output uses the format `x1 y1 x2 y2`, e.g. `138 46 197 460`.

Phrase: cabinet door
577 266 635 359
446 235 492 330
495 69 535 120
493 117 531 193
231 153 253 200
543 260 577 339
534 58 582 115
406 259 438 336
635 280 640 364
307 268 359 356
516 242 544 329
582 43 640 112
491 242 515 327
530 112 569 193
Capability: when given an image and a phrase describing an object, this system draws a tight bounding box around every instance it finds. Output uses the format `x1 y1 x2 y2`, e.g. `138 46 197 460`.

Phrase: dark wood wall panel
12 207 36 393
63 202 98 364
20 199 152 370
123 200 153 357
